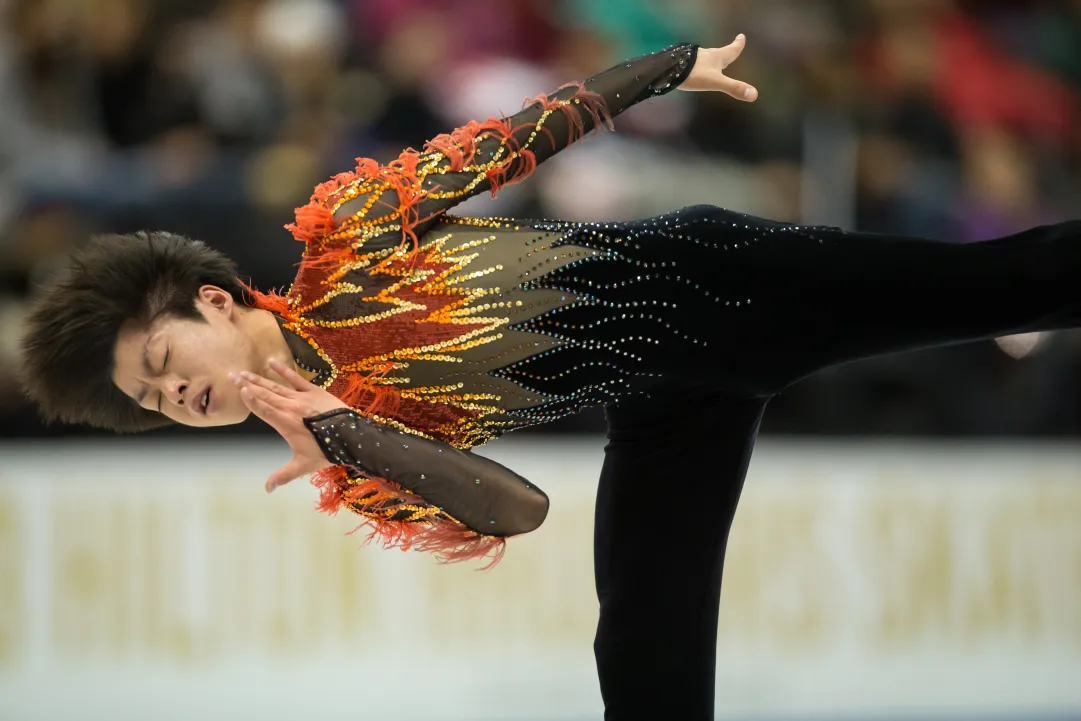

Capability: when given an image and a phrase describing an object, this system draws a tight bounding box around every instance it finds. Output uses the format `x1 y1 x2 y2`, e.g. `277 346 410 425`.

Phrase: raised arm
407 42 703 214
408 36 757 218
288 42 722 259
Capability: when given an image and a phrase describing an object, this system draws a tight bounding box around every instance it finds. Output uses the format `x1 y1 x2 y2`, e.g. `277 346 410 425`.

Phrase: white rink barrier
0 437 1079 721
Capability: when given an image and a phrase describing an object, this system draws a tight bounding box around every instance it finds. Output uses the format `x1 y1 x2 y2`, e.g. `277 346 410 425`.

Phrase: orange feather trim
284 82 611 255
338 367 401 418
310 465 507 569
297 246 355 275
242 84 613 567
239 279 291 315
289 204 336 243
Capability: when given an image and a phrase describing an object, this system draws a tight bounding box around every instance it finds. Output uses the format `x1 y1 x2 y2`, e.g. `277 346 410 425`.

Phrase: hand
230 358 350 493
678 34 758 101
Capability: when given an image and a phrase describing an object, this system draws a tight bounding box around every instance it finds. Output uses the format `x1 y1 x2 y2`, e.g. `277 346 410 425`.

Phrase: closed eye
157 348 169 413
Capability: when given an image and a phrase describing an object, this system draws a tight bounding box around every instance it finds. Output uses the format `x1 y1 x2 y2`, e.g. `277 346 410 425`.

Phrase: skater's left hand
230 358 349 493
679 34 759 101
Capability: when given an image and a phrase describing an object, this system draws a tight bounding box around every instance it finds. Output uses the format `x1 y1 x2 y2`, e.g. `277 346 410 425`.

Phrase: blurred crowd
1 0 1079 438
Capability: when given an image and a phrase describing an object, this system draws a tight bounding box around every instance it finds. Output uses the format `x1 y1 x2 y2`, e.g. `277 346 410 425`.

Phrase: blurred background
0 0 1079 719
2 0 1081 438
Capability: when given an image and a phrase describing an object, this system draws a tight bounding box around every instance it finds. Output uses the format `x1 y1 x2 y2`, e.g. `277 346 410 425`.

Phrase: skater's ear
195 285 239 317
16 231 249 433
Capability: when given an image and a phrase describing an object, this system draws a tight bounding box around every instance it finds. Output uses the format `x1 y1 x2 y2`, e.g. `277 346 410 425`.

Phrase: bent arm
304 408 549 536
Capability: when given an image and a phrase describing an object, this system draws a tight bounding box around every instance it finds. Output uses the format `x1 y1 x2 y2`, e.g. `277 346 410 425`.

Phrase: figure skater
17 36 1080 720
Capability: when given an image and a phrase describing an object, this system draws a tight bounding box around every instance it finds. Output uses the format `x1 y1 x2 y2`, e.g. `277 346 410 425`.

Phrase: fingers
232 371 285 406
708 36 758 102
228 359 313 399
241 380 292 411
719 33 746 66
239 385 271 418
715 72 758 102
720 35 755 101
269 357 314 392
239 385 289 431
266 459 305 493
735 81 759 102
230 369 294 398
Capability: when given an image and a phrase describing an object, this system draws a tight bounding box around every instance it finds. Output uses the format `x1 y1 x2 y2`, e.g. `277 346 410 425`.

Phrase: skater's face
111 287 258 427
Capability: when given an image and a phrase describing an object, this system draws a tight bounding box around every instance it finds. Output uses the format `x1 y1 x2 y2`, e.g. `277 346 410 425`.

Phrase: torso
277 207 727 447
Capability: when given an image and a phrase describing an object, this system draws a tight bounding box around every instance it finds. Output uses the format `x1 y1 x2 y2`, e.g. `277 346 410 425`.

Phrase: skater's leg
659 207 1081 390
593 390 769 721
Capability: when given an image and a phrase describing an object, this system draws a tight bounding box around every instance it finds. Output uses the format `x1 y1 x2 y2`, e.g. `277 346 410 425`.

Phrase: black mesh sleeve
483 42 700 170
303 408 549 536
328 44 699 250
416 42 701 212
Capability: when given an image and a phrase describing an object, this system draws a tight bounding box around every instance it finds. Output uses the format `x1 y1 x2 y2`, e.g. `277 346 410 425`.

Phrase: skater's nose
163 377 189 407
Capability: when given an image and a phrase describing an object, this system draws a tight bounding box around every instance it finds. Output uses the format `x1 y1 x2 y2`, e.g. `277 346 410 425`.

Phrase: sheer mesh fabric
305 408 548 536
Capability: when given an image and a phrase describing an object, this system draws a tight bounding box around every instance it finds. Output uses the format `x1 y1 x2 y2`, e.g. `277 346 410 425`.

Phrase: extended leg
593 390 768 721
656 207 1081 391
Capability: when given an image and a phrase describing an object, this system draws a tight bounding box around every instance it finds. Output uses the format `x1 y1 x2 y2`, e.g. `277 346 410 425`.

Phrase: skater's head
17 231 267 432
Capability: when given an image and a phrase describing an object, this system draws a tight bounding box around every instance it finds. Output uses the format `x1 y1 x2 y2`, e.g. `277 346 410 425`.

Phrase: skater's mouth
195 385 212 415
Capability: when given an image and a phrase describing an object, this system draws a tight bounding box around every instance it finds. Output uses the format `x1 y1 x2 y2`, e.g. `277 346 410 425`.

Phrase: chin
206 389 249 426
208 415 246 427
214 408 251 427
196 404 248 427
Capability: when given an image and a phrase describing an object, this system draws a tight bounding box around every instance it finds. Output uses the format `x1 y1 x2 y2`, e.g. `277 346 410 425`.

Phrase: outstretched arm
318 43 699 252
291 36 757 259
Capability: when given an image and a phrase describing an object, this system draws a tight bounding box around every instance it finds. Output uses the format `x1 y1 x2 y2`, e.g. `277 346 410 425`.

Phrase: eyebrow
135 338 155 404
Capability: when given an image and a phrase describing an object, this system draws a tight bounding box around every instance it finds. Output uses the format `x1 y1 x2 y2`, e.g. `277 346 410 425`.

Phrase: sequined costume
238 40 1081 721
247 43 701 563
243 41 1081 572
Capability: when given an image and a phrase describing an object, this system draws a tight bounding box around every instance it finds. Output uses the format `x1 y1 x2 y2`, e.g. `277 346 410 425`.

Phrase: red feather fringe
284 82 611 257
338 367 401 418
297 247 355 275
239 280 291 315
243 84 612 567
310 465 507 570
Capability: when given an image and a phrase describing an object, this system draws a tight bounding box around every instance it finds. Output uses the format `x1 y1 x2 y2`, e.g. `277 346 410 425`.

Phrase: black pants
592 211 1081 720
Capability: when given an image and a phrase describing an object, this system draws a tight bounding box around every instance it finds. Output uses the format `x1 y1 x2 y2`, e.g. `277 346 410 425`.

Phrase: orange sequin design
244 85 610 565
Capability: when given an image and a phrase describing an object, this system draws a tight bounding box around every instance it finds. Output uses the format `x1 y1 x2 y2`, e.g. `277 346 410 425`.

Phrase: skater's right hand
678 34 759 101
231 358 349 493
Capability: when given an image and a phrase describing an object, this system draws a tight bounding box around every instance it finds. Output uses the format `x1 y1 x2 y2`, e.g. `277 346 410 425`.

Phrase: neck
238 307 297 381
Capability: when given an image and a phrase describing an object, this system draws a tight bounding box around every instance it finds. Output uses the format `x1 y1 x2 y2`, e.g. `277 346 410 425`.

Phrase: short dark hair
17 231 250 433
